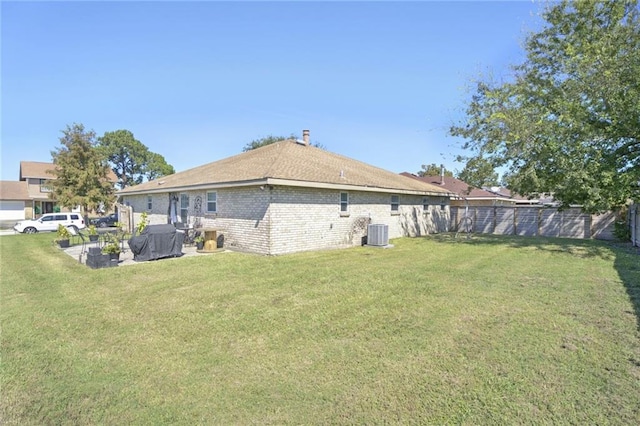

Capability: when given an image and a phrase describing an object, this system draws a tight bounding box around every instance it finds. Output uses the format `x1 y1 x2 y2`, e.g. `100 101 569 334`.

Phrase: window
147 195 153 211
180 194 189 223
440 201 446 211
391 195 399 212
39 179 52 193
340 192 349 213
423 197 429 210
206 191 217 213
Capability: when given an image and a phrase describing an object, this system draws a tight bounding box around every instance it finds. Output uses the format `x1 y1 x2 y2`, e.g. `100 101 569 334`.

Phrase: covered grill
128 224 184 261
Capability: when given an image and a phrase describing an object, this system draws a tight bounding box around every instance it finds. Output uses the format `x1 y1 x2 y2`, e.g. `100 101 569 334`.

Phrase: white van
13 213 86 234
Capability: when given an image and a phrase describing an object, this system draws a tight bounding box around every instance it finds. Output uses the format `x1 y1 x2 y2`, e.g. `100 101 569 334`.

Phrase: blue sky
1 1 546 182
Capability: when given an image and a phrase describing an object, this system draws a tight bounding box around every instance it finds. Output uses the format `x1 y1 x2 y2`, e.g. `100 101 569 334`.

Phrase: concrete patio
62 240 223 267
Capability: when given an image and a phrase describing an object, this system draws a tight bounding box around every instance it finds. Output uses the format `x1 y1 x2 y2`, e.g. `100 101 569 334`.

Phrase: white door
0 201 25 221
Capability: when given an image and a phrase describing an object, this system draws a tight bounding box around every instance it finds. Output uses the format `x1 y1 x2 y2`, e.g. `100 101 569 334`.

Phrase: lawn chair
175 222 196 246
67 226 100 261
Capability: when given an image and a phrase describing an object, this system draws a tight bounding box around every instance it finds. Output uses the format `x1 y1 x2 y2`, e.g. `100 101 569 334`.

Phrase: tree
144 152 174 181
98 129 174 189
450 0 640 213
417 163 454 177
243 135 293 152
455 157 500 188
243 134 325 151
49 123 115 217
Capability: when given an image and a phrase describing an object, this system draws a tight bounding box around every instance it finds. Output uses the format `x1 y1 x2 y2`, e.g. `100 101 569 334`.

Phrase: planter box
86 248 118 269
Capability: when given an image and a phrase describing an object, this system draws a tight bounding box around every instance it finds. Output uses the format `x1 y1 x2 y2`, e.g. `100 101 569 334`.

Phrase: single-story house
118 133 454 255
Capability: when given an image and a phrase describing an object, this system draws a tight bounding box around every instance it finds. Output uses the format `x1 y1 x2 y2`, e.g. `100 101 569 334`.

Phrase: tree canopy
98 129 174 189
49 124 115 215
450 0 640 212
455 157 500 189
417 163 454 177
243 135 293 152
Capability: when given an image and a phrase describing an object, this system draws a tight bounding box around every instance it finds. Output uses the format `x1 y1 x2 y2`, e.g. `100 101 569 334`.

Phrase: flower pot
89 235 99 242
108 252 120 261
196 241 204 250
58 239 70 248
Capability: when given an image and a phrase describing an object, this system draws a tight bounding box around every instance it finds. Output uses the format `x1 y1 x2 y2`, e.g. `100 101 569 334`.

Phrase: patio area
62 239 223 267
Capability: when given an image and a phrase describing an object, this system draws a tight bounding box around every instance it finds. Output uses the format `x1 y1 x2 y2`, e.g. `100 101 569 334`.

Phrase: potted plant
87 224 99 242
102 234 121 260
194 235 205 250
56 224 71 248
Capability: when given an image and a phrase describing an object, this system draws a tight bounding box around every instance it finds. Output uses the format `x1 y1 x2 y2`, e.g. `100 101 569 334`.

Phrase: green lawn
1 233 639 424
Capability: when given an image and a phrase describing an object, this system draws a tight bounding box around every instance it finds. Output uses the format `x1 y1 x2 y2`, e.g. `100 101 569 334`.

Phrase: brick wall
123 186 451 255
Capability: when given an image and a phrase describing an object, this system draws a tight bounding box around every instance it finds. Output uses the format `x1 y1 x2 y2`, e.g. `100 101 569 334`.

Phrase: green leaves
98 130 175 189
49 123 115 215
451 0 640 212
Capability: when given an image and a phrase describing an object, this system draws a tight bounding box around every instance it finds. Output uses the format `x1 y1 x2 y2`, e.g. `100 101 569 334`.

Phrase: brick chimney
302 129 310 146
440 164 445 185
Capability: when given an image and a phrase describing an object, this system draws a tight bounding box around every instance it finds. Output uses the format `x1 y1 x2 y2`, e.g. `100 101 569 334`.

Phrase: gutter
117 178 455 198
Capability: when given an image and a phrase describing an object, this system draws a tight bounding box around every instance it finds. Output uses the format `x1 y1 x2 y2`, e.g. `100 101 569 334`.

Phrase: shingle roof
19 161 117 182
400 173 502 199
0 181 29 200
118 140 453 196
19 161 57 180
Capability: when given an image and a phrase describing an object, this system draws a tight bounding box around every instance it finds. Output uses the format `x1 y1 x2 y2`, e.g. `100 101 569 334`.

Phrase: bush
613 208 631 241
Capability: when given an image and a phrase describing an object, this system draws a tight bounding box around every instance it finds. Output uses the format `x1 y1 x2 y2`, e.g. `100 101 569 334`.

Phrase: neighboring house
482 186 541 205
0 161 118 222
0 180 30 221
0 161 57 221
19 161 60 218
118 134 454 255
400 173 519 207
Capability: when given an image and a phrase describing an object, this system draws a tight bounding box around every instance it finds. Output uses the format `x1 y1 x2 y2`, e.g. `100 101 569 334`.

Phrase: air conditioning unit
367 224 389 246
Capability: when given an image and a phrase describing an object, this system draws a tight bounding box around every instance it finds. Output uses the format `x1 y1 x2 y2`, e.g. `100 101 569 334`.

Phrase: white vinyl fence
451 206 616 240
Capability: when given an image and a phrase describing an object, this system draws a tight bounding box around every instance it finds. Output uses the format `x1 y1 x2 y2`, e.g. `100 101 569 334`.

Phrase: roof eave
117 178 454 198
267 178 452 196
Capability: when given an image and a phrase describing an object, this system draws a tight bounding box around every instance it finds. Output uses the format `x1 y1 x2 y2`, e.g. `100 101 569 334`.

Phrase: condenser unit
367 224 389 246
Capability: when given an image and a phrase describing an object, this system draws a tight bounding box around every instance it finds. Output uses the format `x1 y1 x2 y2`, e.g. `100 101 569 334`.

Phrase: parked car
91 213 118 228
14 213 86 234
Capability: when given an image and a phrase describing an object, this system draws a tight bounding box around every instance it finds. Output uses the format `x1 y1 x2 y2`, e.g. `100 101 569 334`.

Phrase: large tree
98 129 174 189
450 0 640 212
49 123 115 216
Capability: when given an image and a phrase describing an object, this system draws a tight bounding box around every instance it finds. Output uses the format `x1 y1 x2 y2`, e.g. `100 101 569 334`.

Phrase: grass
1 232 639 424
